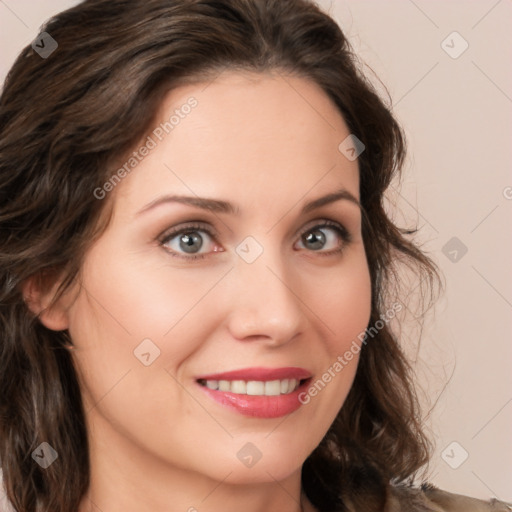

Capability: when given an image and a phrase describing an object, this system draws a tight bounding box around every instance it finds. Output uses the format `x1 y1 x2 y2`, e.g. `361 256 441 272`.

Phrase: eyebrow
135 188 361 217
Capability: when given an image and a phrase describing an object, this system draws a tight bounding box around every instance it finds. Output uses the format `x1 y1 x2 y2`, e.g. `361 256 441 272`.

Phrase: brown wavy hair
0 0 442 511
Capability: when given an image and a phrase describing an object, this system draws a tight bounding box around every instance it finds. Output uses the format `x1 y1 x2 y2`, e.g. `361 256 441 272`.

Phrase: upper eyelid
294 218 350 238
155 200 359 236
159 221 218 241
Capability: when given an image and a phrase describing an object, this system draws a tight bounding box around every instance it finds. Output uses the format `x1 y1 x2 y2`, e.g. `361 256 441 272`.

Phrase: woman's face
57 71 372 485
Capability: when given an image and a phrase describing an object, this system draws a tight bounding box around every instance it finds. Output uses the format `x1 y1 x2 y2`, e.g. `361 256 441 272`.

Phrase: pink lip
195 366 312 382
195 366 312 419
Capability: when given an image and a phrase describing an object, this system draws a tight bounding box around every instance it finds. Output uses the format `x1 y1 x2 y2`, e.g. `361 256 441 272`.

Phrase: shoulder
386 482 512 512
0 469 15 512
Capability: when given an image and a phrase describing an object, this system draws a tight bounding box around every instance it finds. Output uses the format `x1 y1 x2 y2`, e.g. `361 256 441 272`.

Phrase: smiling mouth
196 378 310 396
195 367 313 418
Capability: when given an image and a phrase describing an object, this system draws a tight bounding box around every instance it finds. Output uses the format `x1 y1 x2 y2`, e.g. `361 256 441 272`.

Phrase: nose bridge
227 239 304 342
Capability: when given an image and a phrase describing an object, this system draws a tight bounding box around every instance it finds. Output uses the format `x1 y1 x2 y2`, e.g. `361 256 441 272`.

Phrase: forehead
110 71 359 218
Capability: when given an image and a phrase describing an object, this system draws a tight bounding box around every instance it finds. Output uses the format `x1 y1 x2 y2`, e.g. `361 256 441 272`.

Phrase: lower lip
197 379 311 418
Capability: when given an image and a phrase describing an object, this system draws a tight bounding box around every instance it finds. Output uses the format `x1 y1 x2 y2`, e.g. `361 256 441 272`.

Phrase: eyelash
158 219 352 261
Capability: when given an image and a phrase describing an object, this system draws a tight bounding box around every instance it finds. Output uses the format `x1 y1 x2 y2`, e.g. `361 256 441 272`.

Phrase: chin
221 459 304 485
189 439 310 485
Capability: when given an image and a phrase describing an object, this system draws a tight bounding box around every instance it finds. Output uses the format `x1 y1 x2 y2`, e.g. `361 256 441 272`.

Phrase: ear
22 270 75 331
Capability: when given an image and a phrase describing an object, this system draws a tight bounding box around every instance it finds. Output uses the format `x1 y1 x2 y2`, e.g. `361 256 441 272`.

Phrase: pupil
180 232 203 253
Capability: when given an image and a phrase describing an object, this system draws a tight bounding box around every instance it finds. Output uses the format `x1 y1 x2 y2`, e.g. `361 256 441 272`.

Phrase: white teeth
264 380 281 396
205 379 218 390
246 381 265 395
218 380 231 391
201 378 302 396
230 380 247 394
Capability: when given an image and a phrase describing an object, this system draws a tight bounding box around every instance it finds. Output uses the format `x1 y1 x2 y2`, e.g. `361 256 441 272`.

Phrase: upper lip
195 366 312 382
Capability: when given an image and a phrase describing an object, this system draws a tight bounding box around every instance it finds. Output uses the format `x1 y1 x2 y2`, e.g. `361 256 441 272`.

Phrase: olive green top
383 482 512 512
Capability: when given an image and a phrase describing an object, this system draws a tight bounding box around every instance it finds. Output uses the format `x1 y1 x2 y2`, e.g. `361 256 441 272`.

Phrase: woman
0 1 509 511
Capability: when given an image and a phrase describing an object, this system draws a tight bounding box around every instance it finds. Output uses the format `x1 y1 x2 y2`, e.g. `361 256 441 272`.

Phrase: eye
158 219 352 261
159 222 220 260
295 220 351 256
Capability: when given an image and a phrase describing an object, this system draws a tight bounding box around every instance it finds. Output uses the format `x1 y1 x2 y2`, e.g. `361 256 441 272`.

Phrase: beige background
1 0 510 503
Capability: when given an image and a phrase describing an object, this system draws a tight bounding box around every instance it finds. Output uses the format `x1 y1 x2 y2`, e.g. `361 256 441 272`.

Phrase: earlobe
22 271 72 331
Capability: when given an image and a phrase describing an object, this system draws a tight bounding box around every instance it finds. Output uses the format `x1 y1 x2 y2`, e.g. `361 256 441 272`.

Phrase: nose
225 245 306 347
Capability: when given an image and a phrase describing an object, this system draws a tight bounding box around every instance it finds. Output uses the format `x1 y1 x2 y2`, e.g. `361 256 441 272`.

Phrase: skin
26 71 372 512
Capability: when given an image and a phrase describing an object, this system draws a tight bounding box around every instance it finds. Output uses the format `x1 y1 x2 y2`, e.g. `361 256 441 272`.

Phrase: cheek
313 254 372 354
70 242 219 349
297 253 371 415
65 244 231 414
